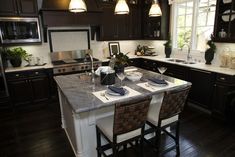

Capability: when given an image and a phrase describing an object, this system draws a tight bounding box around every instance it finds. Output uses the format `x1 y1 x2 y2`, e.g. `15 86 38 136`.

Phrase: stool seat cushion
147 102 178 127
97 115 141 143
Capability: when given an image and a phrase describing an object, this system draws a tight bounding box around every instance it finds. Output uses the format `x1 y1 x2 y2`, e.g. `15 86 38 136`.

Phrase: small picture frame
108 42 120 56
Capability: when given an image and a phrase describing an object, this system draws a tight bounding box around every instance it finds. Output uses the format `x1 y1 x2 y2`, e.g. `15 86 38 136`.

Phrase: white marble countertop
5 55 235 76
5 63 54 73
101 55 235 76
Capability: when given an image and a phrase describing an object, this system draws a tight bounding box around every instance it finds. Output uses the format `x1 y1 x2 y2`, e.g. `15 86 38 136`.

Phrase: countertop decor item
164 37 172 58
109 42 120 56
7 47 30 67
114 52 129 73
205 36 216 65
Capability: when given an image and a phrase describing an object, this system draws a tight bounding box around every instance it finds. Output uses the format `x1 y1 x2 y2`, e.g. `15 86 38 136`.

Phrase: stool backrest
113 96 152 136
159 86 191 120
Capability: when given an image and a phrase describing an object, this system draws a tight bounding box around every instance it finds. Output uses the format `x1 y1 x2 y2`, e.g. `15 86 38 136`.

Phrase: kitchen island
54 67 191 157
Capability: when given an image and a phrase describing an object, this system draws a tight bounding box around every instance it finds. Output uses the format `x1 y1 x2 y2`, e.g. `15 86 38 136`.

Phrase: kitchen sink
167 58 196 64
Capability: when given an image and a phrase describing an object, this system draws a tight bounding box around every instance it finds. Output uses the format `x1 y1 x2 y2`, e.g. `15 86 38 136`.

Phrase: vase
205 49 214 65
114 65 124 74
10 56 22 67
165 47 172 58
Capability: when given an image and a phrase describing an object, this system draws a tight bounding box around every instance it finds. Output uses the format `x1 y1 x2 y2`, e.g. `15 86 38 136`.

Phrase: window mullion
191 0 199 51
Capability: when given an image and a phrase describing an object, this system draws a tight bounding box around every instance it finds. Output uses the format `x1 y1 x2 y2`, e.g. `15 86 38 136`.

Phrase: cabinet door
188 69 215 109
0 0 17 16
30 76 49 103
100 7 118 40
212 84 228 118
8 79 32 106
128 5 141 39
17 0 38 16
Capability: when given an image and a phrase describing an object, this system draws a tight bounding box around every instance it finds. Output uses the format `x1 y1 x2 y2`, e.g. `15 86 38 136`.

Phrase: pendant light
149 0 162 17
115 0 129 15
69 0 87 13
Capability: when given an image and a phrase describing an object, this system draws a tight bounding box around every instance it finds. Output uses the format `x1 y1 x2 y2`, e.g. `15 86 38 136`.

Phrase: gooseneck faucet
86 50 95 83
181 43 192 62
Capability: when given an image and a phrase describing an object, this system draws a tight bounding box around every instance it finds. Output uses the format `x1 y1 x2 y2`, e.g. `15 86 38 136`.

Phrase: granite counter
54 67 191 157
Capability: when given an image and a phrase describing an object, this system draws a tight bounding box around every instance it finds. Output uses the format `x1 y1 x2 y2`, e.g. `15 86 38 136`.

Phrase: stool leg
155 128 161 157
112 145 118 157
176 121 180 156
140 128 145 157
96 127 101 157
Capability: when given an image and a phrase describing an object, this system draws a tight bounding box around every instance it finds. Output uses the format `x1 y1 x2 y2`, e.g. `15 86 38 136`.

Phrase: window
173 0 217 52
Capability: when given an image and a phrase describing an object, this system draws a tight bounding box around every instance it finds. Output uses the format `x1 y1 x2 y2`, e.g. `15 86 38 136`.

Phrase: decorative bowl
126 72 143 81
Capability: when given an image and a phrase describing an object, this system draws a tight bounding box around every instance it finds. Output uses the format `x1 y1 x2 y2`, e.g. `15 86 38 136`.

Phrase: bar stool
145 86 191 156
96 96 152 157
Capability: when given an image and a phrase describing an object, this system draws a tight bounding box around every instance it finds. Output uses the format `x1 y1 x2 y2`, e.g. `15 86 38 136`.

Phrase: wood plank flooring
0 102 235 157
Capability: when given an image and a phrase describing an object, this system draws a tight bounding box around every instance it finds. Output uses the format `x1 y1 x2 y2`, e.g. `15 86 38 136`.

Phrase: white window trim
171 0 213 54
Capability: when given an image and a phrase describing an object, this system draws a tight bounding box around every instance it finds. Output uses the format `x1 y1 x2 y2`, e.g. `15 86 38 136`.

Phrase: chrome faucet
85 49 95 83
181 43 192 62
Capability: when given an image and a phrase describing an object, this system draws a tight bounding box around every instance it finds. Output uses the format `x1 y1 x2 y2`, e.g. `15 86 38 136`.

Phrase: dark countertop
54 67 191 114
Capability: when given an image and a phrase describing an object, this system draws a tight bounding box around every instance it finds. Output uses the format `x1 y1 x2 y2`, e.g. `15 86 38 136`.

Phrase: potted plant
205 36 216 65
114 52 129 73
7 47 29 67
164 37 172 58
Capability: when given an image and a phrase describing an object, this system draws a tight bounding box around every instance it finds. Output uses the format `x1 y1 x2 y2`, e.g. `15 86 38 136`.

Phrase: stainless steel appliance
50 50 102 75
0 17 41 44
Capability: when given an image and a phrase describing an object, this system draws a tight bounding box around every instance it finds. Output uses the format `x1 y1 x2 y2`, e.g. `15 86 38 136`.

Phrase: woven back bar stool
96 96 152 157
145 86 191 156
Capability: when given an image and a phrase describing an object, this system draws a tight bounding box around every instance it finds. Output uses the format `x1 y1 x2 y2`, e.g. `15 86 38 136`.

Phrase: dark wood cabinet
6 69 50 107
98 3 141 40
188 68 216 109
142 0 170 40
213 0 235 42
0 0 38 16
212 74 235 119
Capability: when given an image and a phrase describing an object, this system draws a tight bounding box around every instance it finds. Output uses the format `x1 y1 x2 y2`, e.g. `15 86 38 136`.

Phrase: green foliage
177 30 191 49
164 35 172 48
206 40 216 53
7 47 30 60
115 52 129 67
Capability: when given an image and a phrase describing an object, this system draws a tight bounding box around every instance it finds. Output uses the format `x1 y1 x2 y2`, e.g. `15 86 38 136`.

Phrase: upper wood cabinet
97 1 141 40
213 0 235 42
142 0 170 40
0 0 38 16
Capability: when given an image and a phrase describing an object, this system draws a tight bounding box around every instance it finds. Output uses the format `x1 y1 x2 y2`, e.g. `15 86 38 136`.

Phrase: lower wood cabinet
6 69 50 107
188 68 216 110
212 74 235 120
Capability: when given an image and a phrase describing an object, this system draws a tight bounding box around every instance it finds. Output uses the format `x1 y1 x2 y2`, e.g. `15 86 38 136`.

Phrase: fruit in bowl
126 72 143 81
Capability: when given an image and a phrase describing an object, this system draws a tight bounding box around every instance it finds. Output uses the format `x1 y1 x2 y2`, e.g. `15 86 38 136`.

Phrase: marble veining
54 68 191 114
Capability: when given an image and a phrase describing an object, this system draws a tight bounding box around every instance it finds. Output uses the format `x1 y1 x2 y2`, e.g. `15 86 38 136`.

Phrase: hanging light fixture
69 0 87 13
149 0 162 17
114 0 129 15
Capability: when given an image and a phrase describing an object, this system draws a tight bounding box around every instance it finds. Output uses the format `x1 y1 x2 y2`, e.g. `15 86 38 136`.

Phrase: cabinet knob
220 77 225 80
214 84 217 87
15 74 19 77
35 72 39 75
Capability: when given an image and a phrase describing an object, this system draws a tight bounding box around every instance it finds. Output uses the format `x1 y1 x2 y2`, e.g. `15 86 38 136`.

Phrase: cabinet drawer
216 74 235 84
28 70 46 78
6 72 28 80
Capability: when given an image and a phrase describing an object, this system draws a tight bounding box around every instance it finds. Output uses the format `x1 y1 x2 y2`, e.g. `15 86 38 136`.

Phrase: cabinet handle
168 72 173 75
191 68 211 74
15 74 20 77
219 77 225 80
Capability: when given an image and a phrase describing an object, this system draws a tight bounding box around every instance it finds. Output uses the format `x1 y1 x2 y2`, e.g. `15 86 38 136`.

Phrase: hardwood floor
0 102 234 157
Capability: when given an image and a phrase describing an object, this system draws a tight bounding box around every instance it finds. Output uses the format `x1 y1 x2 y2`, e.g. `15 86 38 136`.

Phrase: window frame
172 0 216 53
